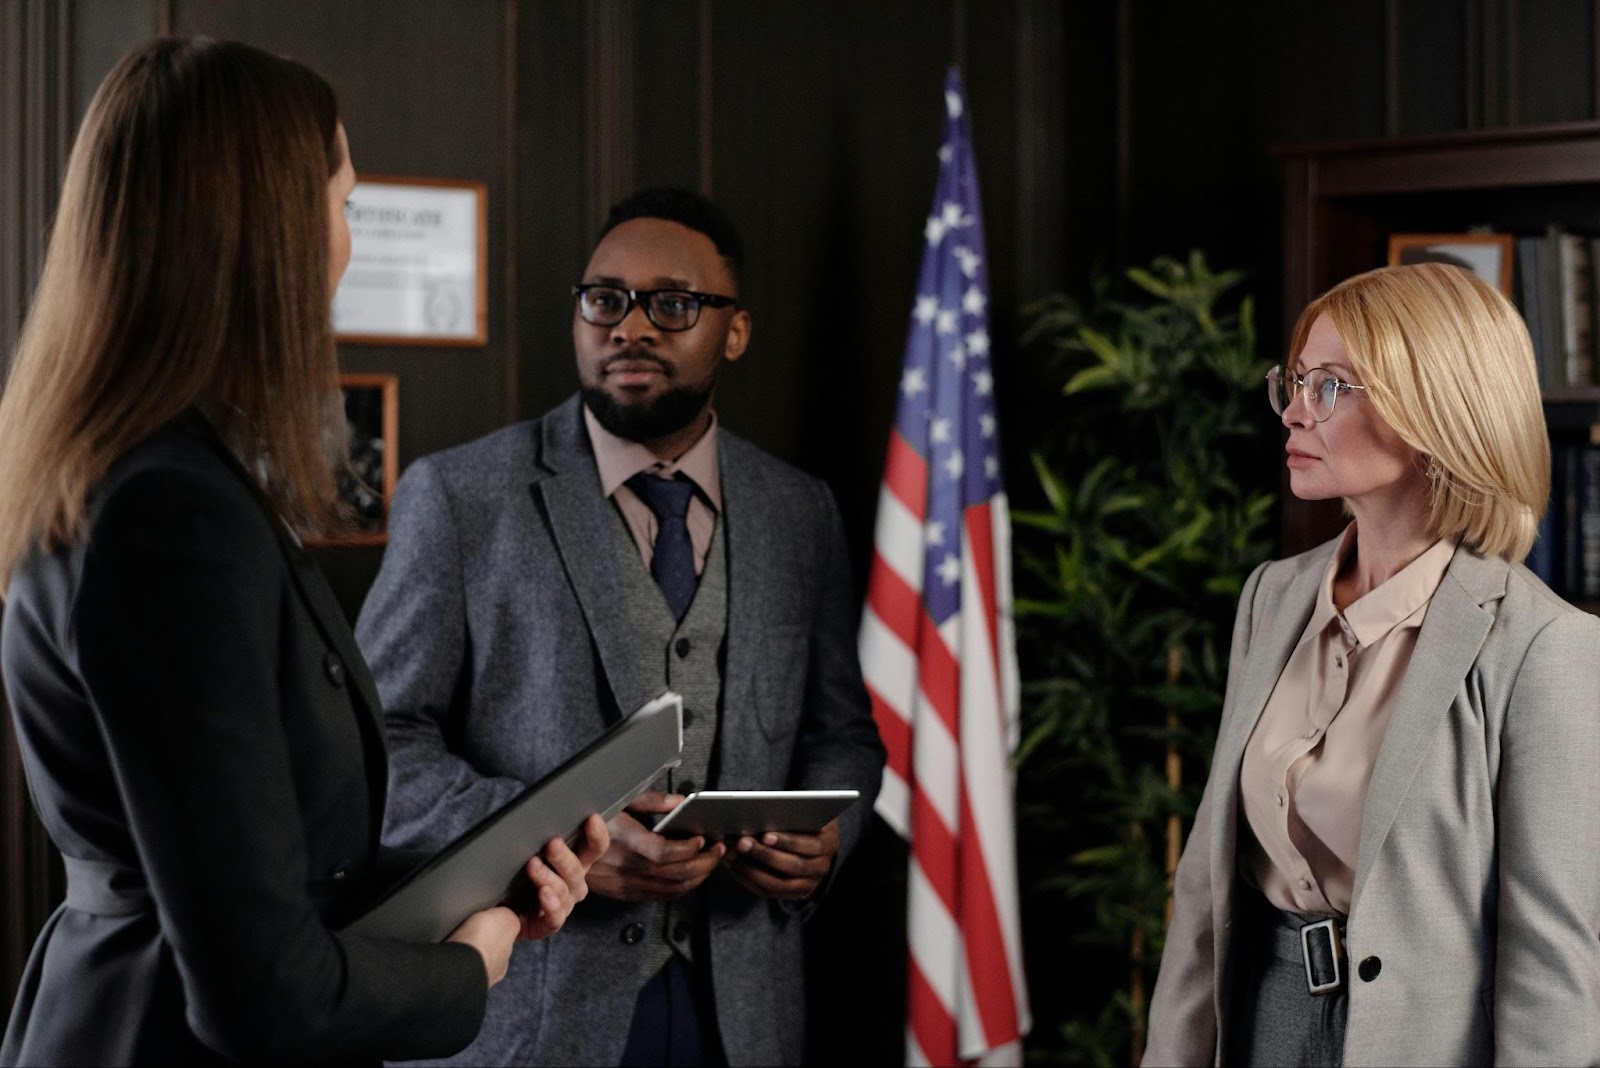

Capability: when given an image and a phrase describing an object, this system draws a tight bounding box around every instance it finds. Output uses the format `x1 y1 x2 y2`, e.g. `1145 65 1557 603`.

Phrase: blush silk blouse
1239 524 1459 916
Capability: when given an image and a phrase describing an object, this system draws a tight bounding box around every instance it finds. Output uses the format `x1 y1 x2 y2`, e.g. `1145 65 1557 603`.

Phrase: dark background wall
5 0 1600 1059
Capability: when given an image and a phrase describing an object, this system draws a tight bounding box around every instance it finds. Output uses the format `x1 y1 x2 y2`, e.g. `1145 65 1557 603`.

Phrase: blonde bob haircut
1288 262 1549 562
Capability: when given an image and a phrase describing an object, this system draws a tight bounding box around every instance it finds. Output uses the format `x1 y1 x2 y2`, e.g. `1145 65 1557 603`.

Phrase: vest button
1358 956 1381 982
324 651 345 687
683 708 695 727
675 637 692 658
679 780 696 795
620 922 644 945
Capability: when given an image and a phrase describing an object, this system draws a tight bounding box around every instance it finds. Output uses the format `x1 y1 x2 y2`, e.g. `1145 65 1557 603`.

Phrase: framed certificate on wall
333 175 488 346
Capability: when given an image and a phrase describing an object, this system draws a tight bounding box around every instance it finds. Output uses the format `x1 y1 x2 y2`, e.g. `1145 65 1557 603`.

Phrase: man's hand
513 812 611 940
587 790 726 903
722 817 839 901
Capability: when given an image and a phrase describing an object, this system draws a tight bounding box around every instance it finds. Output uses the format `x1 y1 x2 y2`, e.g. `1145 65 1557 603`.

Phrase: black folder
343 691 683 943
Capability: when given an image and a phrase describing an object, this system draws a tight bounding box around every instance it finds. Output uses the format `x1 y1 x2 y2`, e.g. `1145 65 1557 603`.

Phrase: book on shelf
1512 228 1600 393
1530 427 1600 603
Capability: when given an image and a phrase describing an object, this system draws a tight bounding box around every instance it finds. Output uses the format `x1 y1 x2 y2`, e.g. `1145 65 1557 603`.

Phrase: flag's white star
962 286 988 316
945 91 963 119
914 295 939 324
980 412 997 438
924 521 946 547
944 449 964 480
965 329 991 357
935 309 958 335
985 454 1000 479
972 370 994 396
948 343 967 370
954 246 983 278
941 202 965 228
937 553 961 586
929 417 952 444
938 144 954 163
924 216 947 245
901 368 928 396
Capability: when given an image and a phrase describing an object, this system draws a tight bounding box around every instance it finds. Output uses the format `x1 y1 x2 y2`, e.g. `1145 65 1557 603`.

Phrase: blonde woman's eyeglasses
1266 365 1370 422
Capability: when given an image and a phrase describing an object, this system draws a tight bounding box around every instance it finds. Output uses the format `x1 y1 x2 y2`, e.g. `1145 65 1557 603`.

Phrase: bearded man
356 188 885 1068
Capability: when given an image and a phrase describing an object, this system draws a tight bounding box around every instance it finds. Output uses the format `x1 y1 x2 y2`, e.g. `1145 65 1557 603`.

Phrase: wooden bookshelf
1277 122 1600 556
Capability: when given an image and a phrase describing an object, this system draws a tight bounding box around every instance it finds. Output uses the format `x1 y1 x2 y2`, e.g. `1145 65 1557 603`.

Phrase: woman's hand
515 813 611 940
446 906 520 987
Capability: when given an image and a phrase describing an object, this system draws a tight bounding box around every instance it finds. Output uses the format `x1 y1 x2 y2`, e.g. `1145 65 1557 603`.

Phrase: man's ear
723 309 752 363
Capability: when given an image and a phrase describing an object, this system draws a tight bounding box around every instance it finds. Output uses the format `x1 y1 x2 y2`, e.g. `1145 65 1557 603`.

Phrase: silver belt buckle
1300 917 1344 996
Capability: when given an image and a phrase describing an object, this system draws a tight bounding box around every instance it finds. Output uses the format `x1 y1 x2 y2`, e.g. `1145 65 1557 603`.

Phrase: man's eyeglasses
1266 365 1371 422
572 284 738 333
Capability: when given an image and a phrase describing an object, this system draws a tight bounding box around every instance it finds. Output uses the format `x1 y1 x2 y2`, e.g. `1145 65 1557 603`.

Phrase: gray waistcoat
606 500 727 978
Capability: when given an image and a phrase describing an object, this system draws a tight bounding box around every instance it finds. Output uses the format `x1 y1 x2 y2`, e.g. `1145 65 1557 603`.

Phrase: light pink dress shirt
1239 524 1460 916
582 405 721 575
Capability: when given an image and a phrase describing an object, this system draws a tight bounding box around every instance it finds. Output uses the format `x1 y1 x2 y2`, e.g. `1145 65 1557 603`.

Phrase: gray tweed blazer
355 394 885 1067
1143 537 1600 1066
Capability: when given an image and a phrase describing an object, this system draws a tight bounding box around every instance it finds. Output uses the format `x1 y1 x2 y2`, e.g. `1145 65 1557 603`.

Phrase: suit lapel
1349 549 1501 912
177 411 391 841
529 397 649 720
1210 544 1331 805
717 436 764 721
1207 542 1330 950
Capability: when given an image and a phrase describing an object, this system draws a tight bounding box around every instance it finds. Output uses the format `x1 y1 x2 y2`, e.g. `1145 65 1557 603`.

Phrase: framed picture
1387 232 1515 295
309 373 399 548
333 175 487 346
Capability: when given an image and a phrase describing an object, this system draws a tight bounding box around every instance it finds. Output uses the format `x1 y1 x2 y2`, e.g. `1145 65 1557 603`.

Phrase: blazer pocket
754 624 810 741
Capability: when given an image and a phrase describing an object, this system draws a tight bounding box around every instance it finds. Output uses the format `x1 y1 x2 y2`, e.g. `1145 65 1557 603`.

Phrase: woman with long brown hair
0 38 606 1065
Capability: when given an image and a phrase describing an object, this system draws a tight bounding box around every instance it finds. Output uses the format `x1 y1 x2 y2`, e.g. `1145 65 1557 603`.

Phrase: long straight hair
0 37 346 581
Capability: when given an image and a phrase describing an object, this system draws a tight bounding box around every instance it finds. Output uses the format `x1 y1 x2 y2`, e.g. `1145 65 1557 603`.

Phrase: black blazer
0 414 486 1066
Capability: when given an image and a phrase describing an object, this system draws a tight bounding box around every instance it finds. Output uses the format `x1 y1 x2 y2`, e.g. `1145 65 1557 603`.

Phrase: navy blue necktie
627 473 698 622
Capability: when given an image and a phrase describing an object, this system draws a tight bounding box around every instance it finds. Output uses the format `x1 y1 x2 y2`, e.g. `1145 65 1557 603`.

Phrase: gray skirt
1227 889 1350 1068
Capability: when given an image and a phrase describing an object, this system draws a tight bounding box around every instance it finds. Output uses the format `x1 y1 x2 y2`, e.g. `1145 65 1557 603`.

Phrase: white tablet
651 790 860 839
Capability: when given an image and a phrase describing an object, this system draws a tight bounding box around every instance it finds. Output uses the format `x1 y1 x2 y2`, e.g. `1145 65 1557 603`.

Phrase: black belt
1259 907 1347 996
62 855 151 917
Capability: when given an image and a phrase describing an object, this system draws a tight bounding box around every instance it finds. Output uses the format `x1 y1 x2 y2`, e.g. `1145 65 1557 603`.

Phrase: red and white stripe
861 428 1030 1067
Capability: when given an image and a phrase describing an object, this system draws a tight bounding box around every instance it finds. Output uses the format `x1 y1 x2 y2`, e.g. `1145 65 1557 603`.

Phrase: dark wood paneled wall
8 0 1600 1056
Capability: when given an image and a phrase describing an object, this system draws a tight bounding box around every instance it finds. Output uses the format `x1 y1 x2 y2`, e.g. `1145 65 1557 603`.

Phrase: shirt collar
1312 523 1460 648
582 403 722 512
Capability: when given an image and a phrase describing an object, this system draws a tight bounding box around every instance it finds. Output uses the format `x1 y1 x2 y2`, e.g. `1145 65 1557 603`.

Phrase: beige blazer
1143 537 1600 1067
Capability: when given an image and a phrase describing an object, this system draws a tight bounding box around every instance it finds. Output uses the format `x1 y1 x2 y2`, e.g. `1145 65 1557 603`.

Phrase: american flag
859 69 1030 1067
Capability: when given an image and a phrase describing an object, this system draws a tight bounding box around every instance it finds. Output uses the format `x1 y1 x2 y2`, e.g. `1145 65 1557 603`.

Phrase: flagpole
951 0 967 72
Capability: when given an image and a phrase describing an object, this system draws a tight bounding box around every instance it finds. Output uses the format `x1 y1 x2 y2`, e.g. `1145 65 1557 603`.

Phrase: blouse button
1335 655 1344 668
1304 729 1317 739
1276 793 1285 808
1298 877 1311 891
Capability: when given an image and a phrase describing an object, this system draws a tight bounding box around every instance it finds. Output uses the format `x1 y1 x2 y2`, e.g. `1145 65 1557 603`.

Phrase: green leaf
1063 365 1120 395
1031 452 1072 515
1125 267 1172 300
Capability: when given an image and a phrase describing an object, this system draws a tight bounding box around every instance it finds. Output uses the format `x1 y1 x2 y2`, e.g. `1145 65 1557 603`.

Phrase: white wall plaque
333 175 487 346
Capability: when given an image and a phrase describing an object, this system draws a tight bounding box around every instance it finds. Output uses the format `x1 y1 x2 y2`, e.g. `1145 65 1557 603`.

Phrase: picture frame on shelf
332 175 487 346
1387 232 1515 296
309 373 398 548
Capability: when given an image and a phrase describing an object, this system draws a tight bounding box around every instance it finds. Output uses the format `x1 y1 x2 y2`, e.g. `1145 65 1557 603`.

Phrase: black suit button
621 922 644 945
1358 956 1381 982
330 868 347 881
324 651 345 687
675 637 692 658
683 708 695 728
672 921 691 942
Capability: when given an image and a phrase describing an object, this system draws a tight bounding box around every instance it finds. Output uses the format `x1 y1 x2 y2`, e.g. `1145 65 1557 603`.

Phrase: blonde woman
0 39 606 1066
1144 263 1600 1066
